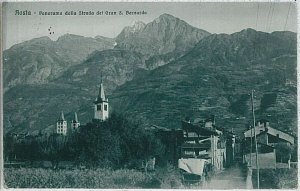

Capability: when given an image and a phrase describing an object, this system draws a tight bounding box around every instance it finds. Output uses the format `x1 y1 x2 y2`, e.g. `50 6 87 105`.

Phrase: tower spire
74 112 78 122
94 78 109 121
97 81 106 101
58 111 65 121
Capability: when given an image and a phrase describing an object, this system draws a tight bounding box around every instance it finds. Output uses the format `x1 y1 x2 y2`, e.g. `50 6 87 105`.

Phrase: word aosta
15 10 120 16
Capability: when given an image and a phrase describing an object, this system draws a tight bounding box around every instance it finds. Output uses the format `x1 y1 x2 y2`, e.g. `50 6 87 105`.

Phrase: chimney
205 121 213 128
185 116 191 123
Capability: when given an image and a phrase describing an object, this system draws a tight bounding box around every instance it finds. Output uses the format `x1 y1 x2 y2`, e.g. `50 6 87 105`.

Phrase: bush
154 163 183 189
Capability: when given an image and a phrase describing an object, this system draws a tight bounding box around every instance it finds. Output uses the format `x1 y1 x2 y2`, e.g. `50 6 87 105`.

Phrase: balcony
181 142 211 149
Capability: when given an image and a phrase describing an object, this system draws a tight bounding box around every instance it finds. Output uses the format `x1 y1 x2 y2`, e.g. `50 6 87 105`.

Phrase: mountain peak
130 21 146 32
159 13 177 20
56 33 85 42
115 13 210 58
29 36 52 43
154 13 178 24
34 36 52 41
120 21 146 36
237 28 258 35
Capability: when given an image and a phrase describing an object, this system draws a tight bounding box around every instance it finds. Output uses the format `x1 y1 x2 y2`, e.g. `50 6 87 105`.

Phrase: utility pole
251 90 259 188
250 124 253 166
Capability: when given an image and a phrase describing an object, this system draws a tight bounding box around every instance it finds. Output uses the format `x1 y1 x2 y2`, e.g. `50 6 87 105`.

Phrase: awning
178 158 208 176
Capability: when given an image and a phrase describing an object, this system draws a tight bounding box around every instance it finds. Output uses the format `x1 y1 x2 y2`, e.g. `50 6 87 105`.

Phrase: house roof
146 125 181 132
182 121 219 136
244 125 294 144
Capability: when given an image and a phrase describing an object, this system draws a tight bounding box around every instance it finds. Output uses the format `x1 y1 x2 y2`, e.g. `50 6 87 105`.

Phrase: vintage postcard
1 1 298 189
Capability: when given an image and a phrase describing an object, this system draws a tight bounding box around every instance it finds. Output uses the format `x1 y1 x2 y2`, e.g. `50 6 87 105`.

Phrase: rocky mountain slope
55 49 146 94
115 14 211 69
4 14 208 92
3 34 115 92
111 29 297 135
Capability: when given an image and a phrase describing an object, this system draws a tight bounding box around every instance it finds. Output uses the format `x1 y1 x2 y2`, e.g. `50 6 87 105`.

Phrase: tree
75 113 165 169
3 134 16 161
36 134 70 168
75 121 122 168
275 143 292 163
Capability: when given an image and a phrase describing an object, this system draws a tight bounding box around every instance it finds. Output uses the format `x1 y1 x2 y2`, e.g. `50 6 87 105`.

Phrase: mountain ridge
3 34 115 91
3 13 297 137
110 29 297 135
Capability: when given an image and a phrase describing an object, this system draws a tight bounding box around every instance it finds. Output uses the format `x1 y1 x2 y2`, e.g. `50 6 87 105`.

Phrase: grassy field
252 168 298 189
4 166 182 188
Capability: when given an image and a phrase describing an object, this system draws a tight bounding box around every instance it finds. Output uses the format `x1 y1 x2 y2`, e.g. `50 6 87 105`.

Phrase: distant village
5 81 297 187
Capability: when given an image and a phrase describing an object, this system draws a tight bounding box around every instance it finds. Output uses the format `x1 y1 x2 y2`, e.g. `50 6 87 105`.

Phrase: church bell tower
94 81 109 121
71 112 80 130
57 111 67 135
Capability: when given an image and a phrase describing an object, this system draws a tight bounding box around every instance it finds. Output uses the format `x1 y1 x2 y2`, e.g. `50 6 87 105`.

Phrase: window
97 104 101 111
104 104 108 111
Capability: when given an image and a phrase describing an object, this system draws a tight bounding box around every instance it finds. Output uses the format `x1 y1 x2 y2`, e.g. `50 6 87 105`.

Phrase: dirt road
204 164 248 189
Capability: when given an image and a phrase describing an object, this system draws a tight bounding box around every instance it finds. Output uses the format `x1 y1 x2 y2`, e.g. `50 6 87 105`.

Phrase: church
93 81 109 121
56 81 109 135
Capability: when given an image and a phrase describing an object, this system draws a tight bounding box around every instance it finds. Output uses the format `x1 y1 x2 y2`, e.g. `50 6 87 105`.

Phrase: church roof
73 112 78 123
58 111 65 121
95 82 107 103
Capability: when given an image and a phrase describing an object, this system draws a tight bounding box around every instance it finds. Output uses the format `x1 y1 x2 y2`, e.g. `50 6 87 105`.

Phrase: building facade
243 119 295 168
57 111 67 135
180 120 226 171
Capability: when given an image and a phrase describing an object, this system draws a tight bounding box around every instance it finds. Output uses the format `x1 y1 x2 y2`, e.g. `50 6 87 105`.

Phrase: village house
177 116 238 186
147 125 183 166
243 119 295 168
243 141 277 169
243 119 294 146
180 118 227 171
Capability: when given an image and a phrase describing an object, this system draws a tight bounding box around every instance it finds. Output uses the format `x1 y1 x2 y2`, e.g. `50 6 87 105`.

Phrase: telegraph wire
253 3 260 189
255 3 260 31
265 1 273 32
283 2 292 31
267 2 275 33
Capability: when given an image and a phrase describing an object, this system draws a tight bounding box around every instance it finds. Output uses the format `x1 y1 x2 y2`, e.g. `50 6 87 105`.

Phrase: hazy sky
3 2 297 49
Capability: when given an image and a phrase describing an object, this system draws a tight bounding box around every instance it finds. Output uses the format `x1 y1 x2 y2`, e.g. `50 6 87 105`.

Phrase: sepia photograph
1 1 298 189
